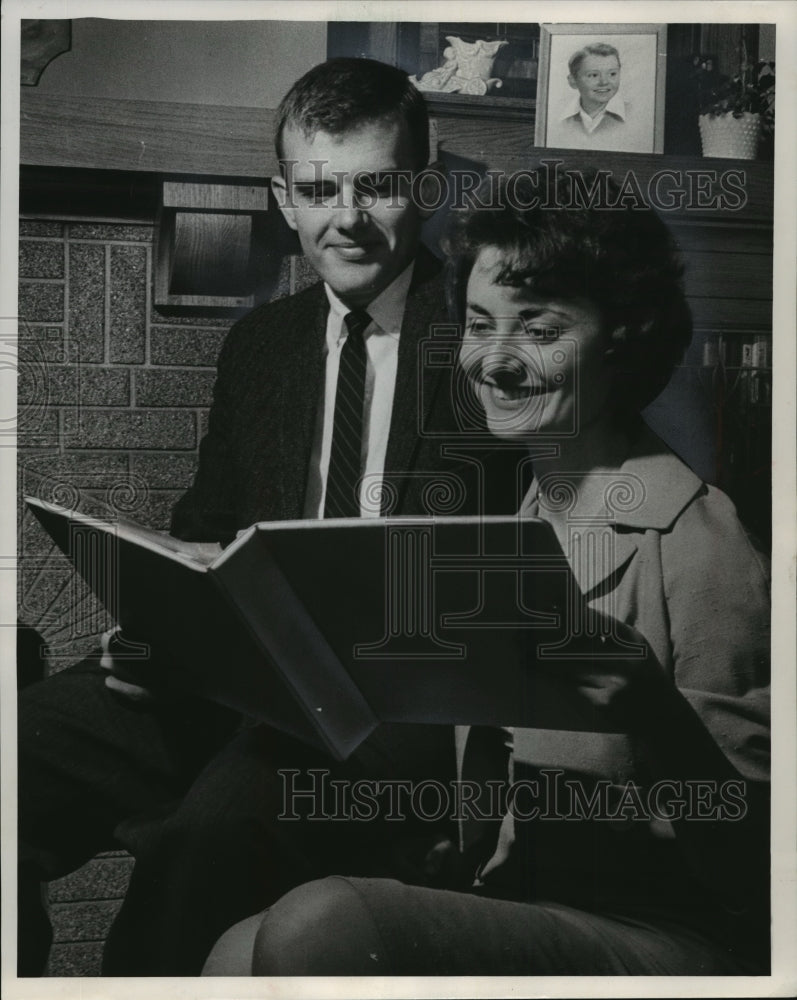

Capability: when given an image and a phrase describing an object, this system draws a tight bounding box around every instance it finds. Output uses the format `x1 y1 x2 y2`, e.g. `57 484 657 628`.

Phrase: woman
204 172 770 976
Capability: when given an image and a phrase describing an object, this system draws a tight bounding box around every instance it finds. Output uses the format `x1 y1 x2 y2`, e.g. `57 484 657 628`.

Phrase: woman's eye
523 324 561 342
466 319 493 336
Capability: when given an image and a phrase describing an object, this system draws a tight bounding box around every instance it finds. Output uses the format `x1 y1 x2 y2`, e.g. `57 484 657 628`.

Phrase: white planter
698 112 761 159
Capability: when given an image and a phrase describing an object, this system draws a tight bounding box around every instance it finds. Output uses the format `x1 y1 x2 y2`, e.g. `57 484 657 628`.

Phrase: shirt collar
324 260 415 342
561 92 627 123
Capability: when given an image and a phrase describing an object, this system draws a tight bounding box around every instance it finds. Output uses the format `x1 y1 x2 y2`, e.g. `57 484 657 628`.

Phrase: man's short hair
568 43 622 76
275 57 429 169
442 170 692 417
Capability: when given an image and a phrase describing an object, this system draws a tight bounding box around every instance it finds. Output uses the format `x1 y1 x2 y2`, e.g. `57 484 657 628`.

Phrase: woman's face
459 246 614 440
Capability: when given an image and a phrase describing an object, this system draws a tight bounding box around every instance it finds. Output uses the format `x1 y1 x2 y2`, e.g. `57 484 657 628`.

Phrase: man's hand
100 626 162 703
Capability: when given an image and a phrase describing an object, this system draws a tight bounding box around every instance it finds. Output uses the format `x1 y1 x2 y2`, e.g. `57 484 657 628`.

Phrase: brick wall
45 851 135 977
16 217 306 977
17 217 304 665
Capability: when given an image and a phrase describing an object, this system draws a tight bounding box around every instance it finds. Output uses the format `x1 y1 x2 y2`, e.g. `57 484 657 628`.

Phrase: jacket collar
527 423 705 596
383 246 447 511
277 285 329 520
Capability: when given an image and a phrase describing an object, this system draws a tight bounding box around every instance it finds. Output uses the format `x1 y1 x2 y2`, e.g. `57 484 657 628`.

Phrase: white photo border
2 3 796 1000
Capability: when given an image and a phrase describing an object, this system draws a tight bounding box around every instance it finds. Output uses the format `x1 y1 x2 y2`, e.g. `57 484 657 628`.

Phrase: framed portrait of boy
534 23 667 153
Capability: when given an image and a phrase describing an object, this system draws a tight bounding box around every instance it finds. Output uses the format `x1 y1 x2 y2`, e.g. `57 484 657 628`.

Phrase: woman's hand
534 610 673 729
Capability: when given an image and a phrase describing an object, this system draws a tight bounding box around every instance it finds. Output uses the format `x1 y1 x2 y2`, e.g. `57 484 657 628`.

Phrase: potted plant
696 32 775 159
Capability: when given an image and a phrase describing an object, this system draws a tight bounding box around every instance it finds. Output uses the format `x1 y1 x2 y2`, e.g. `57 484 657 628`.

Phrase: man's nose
334 188 370 230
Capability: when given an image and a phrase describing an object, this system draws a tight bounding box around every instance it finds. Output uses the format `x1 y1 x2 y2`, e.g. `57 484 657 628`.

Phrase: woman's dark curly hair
441 170 693 416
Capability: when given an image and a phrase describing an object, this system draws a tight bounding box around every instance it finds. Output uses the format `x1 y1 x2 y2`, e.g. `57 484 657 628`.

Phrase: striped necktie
324 310 370 518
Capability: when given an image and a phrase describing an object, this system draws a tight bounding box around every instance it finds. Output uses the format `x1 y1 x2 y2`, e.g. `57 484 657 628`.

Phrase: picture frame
534 23 667 153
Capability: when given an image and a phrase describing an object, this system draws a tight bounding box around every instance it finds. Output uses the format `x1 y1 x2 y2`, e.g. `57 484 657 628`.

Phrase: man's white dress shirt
304 261 415 519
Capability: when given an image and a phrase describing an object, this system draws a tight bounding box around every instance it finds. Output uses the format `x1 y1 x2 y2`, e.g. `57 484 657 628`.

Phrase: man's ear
413 161 447 221
567 74 578 91
271 174 298 231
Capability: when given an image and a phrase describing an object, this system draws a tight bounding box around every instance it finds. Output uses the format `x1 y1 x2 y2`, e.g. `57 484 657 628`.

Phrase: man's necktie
324 310 370 518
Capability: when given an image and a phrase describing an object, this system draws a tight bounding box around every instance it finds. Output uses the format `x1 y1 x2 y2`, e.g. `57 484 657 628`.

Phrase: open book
27 496 615 760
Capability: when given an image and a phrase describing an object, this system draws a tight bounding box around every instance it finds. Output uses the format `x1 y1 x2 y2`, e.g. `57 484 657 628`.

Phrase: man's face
272 118 428 308
568 54 621 115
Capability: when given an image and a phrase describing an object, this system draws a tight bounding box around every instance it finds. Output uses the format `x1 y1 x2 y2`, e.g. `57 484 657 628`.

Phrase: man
19 58 519 976
167 57 470 539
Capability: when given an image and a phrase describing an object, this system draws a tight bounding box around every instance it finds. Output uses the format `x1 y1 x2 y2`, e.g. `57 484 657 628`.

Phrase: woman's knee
202 911 265 976
253 877 387 975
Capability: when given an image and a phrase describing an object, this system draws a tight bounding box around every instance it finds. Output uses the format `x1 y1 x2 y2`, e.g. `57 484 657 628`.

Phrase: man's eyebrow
291 178 336 190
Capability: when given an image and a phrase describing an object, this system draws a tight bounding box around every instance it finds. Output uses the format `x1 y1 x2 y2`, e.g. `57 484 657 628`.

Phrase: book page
26 495 222 569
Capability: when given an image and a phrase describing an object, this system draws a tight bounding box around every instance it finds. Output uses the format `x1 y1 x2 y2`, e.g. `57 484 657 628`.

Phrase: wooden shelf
425 91 534 121
20 91 278 178
20 91 774 226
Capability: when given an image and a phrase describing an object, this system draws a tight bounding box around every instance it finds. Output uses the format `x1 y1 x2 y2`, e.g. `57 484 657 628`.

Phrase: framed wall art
535 22 667 152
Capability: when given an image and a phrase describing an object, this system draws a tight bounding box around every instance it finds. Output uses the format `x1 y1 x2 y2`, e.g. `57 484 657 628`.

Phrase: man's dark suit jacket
171 247 523 543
